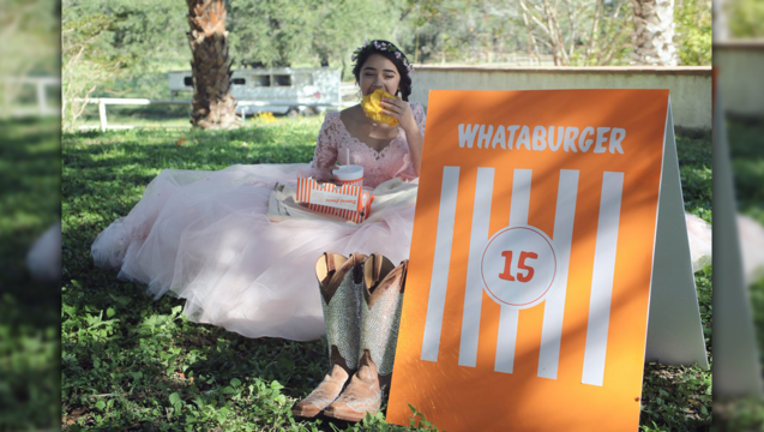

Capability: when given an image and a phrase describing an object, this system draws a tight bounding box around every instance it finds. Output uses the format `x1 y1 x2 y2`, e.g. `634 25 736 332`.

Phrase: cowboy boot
292 252 367 418
323 254 407 422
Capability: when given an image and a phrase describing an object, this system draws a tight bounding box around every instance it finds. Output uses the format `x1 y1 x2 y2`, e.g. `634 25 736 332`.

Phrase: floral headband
351 40 414 75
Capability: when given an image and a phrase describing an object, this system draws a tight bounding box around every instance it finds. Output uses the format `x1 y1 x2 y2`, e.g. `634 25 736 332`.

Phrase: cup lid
332 164 364 180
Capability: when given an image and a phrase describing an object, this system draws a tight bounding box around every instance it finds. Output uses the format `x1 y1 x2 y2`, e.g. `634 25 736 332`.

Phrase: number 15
499 251 538 283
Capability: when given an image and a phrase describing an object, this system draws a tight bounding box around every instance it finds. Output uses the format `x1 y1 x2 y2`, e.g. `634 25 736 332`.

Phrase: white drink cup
332 165 364 187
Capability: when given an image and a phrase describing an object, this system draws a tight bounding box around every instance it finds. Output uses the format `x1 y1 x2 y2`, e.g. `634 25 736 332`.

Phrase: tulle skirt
91 164 417 341
92 163 713 341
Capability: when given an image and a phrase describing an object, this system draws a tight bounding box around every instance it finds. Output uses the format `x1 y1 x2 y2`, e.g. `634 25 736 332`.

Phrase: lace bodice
310 103 426 188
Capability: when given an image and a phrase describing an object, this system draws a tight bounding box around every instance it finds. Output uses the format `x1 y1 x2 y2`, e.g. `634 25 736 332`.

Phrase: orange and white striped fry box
295 177 373 224
386 89 704 431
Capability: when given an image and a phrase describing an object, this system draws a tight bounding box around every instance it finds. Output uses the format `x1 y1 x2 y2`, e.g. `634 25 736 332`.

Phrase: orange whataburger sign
386 90 678 431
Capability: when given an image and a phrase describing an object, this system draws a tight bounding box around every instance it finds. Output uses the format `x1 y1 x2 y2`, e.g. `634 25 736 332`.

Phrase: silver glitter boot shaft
323 254 408 422
292 252 367 418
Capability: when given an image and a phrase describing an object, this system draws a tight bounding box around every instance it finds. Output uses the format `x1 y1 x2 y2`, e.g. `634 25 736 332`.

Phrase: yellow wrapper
361 89 399 127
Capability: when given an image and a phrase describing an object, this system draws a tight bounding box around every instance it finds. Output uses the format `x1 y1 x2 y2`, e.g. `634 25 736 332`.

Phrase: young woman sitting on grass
92 40 424 342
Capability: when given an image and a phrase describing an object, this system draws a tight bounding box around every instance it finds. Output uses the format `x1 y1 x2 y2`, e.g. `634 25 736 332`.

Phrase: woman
91 40 425 342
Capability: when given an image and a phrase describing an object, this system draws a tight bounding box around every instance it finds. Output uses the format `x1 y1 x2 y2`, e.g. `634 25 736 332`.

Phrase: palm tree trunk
630 0 678 66
186 0 238 129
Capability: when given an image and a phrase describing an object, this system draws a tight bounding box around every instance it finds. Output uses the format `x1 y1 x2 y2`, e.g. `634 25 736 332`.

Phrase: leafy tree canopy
727 0 764 38
61 0 713 104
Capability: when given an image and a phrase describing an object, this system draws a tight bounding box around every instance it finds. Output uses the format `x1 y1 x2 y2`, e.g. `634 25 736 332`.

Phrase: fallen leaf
63 407 88 425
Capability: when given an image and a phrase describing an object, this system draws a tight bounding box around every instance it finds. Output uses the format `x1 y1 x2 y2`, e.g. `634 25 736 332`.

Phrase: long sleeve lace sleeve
308 114 339 181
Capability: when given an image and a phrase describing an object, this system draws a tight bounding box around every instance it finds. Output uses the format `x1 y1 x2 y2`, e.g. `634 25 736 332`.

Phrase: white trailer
168 67 342 115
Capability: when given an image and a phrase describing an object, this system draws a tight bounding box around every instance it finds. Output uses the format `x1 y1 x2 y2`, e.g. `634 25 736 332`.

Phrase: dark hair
351 40 412 102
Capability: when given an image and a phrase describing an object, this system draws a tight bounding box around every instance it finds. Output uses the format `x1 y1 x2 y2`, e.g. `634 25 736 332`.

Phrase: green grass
0 118 61 430
61 117 713 431
676 131 712 224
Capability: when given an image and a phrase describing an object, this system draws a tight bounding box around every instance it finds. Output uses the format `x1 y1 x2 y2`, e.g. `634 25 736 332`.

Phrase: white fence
75 84 359 131
73 98 192 132
74 97 360 131
1 77 60 118
0 76 354 128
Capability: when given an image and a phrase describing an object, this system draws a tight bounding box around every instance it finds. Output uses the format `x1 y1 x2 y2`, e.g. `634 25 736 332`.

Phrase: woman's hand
380 98 423 176
380 98 418 135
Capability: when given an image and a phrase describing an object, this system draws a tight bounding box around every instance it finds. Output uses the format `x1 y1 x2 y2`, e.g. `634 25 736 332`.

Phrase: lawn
0 118 61 430
60 115 713 431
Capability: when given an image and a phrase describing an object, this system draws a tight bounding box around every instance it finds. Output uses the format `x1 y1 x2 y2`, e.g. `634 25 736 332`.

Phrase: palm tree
186 0 238 129
630 0 678 66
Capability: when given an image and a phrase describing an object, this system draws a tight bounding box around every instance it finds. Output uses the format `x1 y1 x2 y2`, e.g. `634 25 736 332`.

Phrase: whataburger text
458 123 626 154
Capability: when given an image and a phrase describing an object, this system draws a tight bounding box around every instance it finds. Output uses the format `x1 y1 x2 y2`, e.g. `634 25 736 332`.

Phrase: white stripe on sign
495 169 532 374
538 170 579 380
582 171 624 386
458 167 494 367
509 169 532 226
421 166 461 362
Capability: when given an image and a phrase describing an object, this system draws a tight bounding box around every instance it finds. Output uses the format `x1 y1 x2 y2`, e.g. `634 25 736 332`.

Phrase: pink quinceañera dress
91 105 426 341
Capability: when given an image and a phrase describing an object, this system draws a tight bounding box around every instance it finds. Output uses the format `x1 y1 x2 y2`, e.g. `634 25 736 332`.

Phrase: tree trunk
630 0 678 66
186 0 238 129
